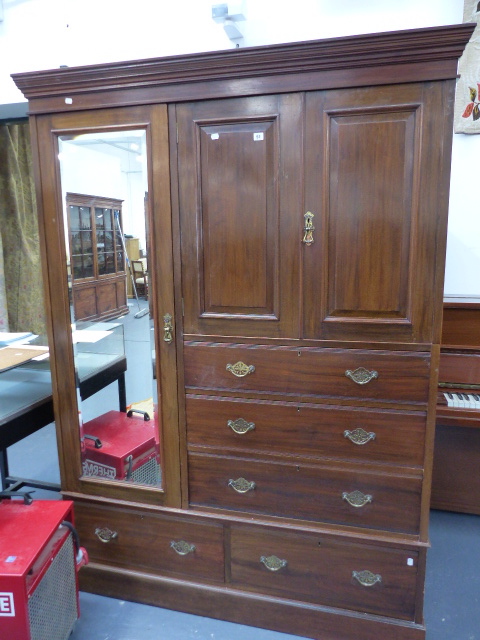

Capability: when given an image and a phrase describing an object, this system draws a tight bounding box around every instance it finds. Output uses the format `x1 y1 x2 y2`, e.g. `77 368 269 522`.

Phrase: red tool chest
0 497 87 640
81 409 161 486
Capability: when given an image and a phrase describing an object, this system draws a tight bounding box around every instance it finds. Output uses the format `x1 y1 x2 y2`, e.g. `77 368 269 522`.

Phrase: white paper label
253 132 264 141
0 593 15 616
211 133 220 140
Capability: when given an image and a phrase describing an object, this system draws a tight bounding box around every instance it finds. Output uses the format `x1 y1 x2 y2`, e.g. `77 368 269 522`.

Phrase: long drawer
229 525 421 621
73 501 225 583
184 342 430 405
186 395 426 467
188 453 422 534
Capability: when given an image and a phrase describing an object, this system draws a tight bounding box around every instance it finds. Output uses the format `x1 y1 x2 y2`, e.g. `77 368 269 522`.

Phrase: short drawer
186 395 426 467
230 525 421 621
184 342 430 405
188 453 422 534
74 502 225 583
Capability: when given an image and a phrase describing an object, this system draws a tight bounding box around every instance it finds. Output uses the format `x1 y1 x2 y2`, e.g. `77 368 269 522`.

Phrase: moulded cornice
12 23 475 103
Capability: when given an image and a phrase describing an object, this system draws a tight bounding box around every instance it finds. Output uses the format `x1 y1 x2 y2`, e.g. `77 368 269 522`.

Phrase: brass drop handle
228 477 256 493
163 313 173 344
226 362 255 377
95 527 118 543
345 367 378 385
352 570 382 587
344 428 376 445
342 490 372 508
228 418 256 435
260 555 288 572
170 540 196 556
302 211 315 245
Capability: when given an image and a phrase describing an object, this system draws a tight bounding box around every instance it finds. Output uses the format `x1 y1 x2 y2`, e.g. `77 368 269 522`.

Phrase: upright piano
431 296 480 514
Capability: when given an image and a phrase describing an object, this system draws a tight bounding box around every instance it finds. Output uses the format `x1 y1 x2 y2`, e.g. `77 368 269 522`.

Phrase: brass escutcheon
345 367 378 385
302 211 315 245
228 477 256 493
344 428 376 445
352 569 382 587
260 555 288 572
163 313 173 344
342 490 373 508
227 418 256 435
95 527 118 543
226 362 255 377
170 540 196 556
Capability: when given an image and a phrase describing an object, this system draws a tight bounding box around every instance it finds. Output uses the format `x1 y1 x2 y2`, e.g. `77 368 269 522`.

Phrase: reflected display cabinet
13 24 473 640
67 193 128 321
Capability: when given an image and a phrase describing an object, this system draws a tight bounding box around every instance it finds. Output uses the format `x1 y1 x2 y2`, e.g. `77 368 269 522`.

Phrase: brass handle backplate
352 570 382 587
342 490 372 508
345 367 378 385
344 428 376 445
226 362 255 377
228 477 256 493
302 211 315 245
163 313 173 344
228 418 256 435
260 555 288 571
170 540 196 556
95 527 118 543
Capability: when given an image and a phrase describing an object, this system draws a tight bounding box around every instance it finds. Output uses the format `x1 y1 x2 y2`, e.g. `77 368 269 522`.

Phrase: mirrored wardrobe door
33 105 181 506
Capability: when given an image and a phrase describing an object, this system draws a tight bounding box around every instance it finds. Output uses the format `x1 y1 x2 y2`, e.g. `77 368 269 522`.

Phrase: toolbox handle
127 409 150 421
0 490 35 504
83 434 103 448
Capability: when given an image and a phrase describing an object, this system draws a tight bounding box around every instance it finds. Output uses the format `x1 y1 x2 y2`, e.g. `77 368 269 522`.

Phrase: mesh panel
130 457 162 486
28 533 78 640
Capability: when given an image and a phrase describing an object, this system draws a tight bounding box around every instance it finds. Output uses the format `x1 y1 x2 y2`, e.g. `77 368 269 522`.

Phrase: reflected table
0 353 127 491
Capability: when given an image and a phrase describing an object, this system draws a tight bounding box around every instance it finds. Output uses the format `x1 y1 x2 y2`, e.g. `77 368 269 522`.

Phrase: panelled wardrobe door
176 94 303 340
303 83 453 344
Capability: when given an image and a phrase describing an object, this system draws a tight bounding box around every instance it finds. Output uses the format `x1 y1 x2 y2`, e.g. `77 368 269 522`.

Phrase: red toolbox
81 409 161 486
0 495 87 640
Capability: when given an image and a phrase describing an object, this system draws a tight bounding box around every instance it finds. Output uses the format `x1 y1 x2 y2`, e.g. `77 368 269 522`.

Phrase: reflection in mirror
58 130 162 489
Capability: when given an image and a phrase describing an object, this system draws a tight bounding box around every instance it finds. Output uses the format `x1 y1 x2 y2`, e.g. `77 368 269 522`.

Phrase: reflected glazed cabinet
13 24 473 640
66 193 128 321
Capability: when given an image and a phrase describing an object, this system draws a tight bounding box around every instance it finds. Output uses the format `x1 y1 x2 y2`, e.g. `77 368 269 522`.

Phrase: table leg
0 449 9 491
118 373 127 412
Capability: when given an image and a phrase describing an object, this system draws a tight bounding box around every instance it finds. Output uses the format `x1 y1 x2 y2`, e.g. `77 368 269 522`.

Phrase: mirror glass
58 129 162 489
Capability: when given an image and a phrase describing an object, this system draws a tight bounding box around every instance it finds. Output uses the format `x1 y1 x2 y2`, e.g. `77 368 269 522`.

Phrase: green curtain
0 122 46 336
0 231 7 331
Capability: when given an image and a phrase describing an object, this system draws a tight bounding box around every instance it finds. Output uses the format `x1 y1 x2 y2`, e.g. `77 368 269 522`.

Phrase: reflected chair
131 259 148 299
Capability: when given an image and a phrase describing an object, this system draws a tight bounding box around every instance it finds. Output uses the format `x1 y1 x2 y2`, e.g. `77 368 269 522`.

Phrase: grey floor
5 301 480 639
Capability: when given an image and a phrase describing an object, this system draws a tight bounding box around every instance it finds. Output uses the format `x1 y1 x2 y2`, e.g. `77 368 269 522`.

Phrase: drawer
74 502 225 583
186 395 426 467
230 525 421 621
184 342 430 405
188 453 422 534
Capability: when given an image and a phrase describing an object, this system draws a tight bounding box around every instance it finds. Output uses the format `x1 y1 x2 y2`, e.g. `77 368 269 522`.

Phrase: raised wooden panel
73 284 97 319
327 109 415 321
303 83 452 343
199 120 276 315
96 281 118 315
177 94 302 339
116 278 127 308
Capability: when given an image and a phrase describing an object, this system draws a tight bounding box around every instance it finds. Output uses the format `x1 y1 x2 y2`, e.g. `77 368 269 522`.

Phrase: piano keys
441 391 480 410
430 296 480 515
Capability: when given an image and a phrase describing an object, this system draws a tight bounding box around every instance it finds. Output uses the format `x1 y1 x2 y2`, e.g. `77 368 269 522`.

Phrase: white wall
1 0 477 295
